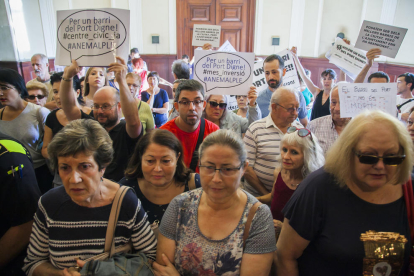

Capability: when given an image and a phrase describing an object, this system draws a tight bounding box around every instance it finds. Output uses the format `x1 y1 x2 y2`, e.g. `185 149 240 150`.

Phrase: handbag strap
189 118 205 172
243 201 262 250
104 185 131 257
403 179 414 241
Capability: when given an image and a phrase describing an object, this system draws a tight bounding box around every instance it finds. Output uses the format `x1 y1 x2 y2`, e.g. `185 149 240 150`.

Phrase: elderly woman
141 71 169 128
83 67 108 107
120 129 200 226
23 119 157 275
257 127 324 235
0 68 53 194
203 89 261 137
25 82 48 107
153 130 275 276
276 110 413 275
126 72 154 134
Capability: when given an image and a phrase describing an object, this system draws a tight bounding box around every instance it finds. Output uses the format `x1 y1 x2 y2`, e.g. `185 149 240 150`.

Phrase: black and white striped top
23 186 157 275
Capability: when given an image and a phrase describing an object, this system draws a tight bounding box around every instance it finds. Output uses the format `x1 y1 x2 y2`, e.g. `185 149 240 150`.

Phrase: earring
100 176 103 182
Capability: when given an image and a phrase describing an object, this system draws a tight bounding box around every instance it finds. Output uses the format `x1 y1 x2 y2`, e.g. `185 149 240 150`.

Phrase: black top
46 109 91 135
310 90 330 120
119 174 201 224
0 134 41 273
283 168 411 276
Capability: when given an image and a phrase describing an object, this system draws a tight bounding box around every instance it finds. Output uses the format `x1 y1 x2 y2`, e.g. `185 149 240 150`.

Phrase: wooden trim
247 0 256 52
176 0 185 59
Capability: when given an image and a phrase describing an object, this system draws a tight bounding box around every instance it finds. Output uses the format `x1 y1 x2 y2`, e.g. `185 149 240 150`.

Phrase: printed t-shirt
160 118 219 172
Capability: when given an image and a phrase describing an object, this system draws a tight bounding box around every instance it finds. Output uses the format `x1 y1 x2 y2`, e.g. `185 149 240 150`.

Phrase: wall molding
289 0 305 55
254 0 263 55
38 0 56 58
313 0 324 57
129 0 144 52
168 0 176 54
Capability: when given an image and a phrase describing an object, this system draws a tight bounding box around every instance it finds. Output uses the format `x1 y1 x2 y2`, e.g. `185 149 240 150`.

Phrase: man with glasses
396 73 414 123
161 80 219 172
60 57 142 181
243 86 302 196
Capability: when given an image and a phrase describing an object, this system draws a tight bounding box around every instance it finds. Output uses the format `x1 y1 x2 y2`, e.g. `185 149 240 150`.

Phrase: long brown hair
84 67 108 97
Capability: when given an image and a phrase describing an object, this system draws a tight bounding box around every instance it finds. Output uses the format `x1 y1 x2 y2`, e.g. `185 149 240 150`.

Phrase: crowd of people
1 40 414 276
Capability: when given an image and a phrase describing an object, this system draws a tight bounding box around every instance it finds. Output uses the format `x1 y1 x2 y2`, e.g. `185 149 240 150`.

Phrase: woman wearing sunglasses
276 110 413 276
257 126 324 239
203 89 261 137
25 82 48 107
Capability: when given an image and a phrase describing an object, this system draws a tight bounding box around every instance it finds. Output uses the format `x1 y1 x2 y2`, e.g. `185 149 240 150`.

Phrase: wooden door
176 0 255 59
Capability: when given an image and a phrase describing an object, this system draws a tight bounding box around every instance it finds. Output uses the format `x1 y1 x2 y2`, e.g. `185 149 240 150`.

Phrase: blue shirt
257 87 307 119
141 89 169 127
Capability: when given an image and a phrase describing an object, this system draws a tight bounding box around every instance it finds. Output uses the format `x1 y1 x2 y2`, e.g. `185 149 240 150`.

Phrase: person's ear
173 73 177 79
174 101 179 111
202 100 207 110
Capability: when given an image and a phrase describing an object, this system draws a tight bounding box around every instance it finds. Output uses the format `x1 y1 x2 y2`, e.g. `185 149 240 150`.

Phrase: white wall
1 0 413 66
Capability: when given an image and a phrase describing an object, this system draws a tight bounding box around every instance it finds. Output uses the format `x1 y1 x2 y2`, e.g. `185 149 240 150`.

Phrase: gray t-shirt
160 188 276 275
0 102 49 168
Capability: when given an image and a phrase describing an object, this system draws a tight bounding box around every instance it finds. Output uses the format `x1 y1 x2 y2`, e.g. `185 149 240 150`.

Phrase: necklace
288 182 300 189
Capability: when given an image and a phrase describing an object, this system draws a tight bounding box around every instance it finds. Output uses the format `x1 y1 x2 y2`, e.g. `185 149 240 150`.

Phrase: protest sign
192 24 221 47
355 20 407 58
55 8 130 66
226 95 239 111
326 38 367 80
252 49 300 92
194 50 254 96
218 40 237 52
338 83 397 118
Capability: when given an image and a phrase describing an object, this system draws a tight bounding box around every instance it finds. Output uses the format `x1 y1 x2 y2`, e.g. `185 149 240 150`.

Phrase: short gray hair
31 53 48 63
171 60 190 79
199 129 247 164
47 119 114 170
269 86 299 112
202 94 228 124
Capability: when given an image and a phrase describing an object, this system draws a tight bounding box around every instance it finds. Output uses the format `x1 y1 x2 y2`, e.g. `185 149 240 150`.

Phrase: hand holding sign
107 56 128 85
63 59 82 80
366 48 382 66
247 86 258 106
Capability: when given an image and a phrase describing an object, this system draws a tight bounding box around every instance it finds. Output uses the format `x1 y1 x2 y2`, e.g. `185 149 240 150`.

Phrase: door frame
176 0 256 59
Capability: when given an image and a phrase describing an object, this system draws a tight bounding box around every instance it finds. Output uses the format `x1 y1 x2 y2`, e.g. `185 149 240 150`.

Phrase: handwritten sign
192 24 221 47
226 95 239 111
327 38 367 80
194 50 254 96
218 40 237 52
338 83 397 117
355 20 407 58
55 8 130 66
252 49 300 91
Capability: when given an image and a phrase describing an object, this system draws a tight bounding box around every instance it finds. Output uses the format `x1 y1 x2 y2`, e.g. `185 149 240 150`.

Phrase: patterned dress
160 188 276 276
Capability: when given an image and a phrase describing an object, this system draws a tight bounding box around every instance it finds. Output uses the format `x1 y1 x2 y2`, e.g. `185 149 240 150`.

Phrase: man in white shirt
396 73 414 123
26 54 54 104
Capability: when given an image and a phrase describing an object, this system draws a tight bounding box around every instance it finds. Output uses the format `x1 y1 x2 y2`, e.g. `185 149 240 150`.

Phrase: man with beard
27 54 54 103
308 82 351 155
243 87 302 196
256 54 308 126
160 80 219 172
60 57 142 181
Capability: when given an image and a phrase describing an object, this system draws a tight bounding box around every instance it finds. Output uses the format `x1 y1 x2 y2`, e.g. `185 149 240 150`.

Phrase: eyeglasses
208 101 227 109
91 103 118 111
353 150 406 166
287 126 313 141
199 162 244 176
277 104 299 113
178 100 204 106
25 95 46 100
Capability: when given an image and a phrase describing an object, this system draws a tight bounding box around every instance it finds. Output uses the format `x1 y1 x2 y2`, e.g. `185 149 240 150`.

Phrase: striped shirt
23 186 157 275
243 115 302 196
308 114 338 155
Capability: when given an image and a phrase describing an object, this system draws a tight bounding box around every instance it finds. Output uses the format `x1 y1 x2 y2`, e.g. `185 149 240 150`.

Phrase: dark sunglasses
26 95 46 100
208 101 227 109
353 150 406 166
287 126 313 141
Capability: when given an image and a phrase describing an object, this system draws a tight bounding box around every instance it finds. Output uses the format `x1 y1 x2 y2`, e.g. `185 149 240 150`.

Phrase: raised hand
366 48 382 66
247 86 258 106
108 56 128 84
63 60 82 79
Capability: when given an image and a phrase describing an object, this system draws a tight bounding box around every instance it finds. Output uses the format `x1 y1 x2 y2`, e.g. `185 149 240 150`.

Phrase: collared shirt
243 114 303 196
308 114 338 155
257 86 307 119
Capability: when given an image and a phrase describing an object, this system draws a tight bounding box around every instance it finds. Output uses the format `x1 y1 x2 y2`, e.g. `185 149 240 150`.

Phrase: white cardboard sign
194 50 255 95
55 8 130 66
218 40 237 52
355 20 407 58
338 83 397 118
192 24 221 47
252 50 300 92
327 38 368 80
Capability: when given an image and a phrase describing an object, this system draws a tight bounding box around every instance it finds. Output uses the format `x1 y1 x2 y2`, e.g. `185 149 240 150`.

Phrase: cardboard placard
355 20 407 58
194 50 254 95
338 83 397 117
252 49 300 92
326 38 368 80
192 24 221 48
55 8 130 66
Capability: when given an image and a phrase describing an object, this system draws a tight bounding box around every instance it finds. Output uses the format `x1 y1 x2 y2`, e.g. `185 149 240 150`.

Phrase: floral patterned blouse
159 188 276 275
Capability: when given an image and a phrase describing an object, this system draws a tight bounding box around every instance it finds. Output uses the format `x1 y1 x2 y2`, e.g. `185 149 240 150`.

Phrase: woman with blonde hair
277 110 413 275
82 66 108 107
